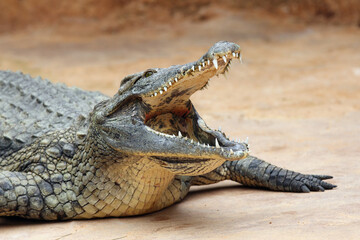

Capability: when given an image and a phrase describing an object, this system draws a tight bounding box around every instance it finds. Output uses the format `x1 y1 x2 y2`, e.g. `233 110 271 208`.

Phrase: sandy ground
0 9 360 240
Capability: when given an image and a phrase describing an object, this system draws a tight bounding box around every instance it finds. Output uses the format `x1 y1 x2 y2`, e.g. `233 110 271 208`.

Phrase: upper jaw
143 41 242 99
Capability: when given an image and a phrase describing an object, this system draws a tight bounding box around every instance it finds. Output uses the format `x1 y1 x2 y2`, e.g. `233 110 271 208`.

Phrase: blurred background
0 0 359 94
0 1 360 239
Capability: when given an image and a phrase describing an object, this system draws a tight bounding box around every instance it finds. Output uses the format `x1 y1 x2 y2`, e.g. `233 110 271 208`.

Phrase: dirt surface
0 7 360 240
1 0 360 34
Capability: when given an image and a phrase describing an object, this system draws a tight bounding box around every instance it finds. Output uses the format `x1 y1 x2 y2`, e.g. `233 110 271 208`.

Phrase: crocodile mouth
99 41 248 164
142 42 248 159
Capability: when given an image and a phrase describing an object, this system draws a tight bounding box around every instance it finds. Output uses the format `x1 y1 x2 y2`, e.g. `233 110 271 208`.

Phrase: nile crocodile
0 41 336 220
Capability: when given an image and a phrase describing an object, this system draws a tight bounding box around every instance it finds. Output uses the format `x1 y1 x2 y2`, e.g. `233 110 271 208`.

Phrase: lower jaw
145 113 241 150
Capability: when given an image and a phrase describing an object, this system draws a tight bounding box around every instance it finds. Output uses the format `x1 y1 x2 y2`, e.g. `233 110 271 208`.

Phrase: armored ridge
0 71 108 158
0 41 336 220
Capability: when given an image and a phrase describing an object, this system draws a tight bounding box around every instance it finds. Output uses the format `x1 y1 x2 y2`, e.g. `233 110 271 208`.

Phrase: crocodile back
0 70 109 158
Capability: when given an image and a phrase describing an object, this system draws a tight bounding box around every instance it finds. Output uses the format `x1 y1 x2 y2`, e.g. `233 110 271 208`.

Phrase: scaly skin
0 41 336 220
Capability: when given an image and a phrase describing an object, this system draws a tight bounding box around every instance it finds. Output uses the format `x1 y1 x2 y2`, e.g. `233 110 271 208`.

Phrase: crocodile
0 41 336 220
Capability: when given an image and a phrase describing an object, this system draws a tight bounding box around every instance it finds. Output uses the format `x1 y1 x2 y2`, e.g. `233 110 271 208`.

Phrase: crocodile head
92 41 248 175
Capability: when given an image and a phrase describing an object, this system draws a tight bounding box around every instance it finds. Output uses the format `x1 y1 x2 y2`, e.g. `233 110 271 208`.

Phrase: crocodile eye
144 71 154 78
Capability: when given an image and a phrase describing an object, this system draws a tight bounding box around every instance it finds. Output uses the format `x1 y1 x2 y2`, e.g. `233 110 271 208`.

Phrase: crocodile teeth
230 149 234 154
202 62 205 67
164 86 167 91
154 92 157 96
175 77 178 82
160 90 163 94
213 59 218 69
168 81 172 86
222 56 227 63
198 65 201 71
235 151 242 157
178 131 182 137
215 138 220 148
232 52 236 57
190 139 193 143
239 53 243 63
244 137 249 144
192 66 195 71
207 59 210 65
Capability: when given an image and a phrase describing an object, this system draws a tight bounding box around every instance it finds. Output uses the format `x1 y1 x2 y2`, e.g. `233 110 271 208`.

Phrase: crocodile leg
0 170 77 220
0 171 41 218
191 155 336 192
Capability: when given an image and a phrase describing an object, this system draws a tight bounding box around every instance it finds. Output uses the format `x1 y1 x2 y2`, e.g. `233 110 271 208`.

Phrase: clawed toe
312 175 333 180
292 174 336 193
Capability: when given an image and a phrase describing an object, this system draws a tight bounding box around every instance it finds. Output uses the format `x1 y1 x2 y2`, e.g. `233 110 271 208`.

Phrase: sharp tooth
207 59 210 65
191 139 193 143
232 52 236 57
169 81 172 86
192 66 195 71
164 86 167 91
202 62 205 67
230 149 234 154
223 72 227 79
175 77 178 82
184 136 188 140
244 137 249 144
222 56 227 63
198 65 201 71
215 138 220 148
178 131 182 137
202 143 206 147
154 92 157 96
213 59 218 69
239 53 243 64
198 142 200 145
235 151 242 157
160 90 163 94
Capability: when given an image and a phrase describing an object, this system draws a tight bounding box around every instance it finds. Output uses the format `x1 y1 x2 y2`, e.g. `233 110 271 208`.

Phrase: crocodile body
0 41 335 220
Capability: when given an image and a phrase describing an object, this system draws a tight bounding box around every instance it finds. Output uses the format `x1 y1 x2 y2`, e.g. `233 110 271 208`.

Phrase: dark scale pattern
0 127 84 219
0 70 108 158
